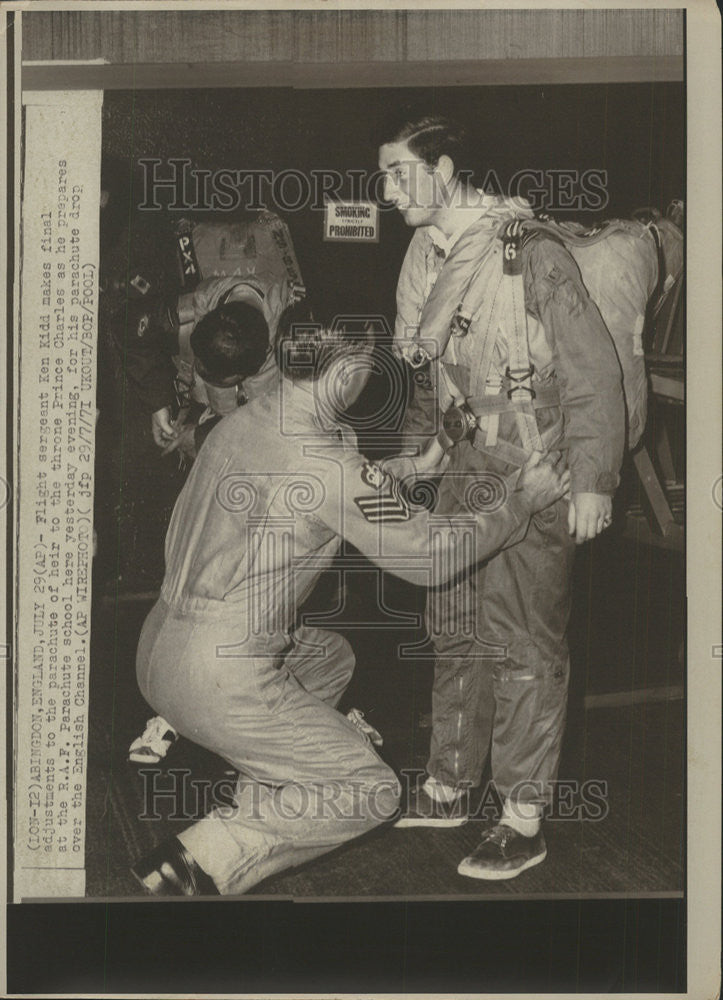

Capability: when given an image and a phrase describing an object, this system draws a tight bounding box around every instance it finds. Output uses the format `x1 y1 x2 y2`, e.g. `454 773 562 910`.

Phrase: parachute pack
453 208 682 450
174 210 305 297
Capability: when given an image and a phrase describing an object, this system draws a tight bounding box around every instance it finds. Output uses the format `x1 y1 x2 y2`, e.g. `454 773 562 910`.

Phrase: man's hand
416 437 450 475
567 492 612 544
151 406 176 447
161 424 197 465
517 450 570 514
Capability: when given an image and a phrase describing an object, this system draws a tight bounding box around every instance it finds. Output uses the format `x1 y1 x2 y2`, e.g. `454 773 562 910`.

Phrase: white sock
501 798 542 837
423 776 464 804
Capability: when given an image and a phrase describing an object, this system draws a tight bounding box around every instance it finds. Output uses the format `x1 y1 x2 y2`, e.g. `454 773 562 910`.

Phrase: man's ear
434 154 455 186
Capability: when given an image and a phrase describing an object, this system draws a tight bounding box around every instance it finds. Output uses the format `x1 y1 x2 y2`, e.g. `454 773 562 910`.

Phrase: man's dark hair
275 300 373 383
377 114 474 179
191 302 269 381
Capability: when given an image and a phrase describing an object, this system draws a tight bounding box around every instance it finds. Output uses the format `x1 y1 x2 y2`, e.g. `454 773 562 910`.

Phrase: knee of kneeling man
323 634 355 680
338 636 356 676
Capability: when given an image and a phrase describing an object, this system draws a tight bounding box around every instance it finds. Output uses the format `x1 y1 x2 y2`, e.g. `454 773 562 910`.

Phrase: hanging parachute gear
165 211 306 426
174 210 305 296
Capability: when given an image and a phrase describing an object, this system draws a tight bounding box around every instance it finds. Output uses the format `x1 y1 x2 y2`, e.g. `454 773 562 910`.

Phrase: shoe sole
128 752 163 764
394 816 469 829
457 849 547 880
130 864 164 896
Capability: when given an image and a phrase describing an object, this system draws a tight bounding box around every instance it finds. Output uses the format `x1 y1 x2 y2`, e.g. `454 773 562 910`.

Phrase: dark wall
103 83 684 321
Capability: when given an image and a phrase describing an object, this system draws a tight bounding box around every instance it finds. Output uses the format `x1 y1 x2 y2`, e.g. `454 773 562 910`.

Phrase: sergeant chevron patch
354 472 410 523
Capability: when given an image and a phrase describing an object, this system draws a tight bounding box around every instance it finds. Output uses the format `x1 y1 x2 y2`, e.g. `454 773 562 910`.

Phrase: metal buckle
505 365 536 400
173 372 193 409
442 404 478 443
407 344 431 369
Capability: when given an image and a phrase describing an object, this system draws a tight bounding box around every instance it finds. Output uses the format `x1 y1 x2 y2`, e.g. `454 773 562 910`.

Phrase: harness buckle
407 344 432 369
442 403 478 444
505 365 537 401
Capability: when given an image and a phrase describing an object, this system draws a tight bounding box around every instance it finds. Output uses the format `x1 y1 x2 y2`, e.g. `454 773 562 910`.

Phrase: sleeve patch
543 264 586 318
354 469 411 523
360 462 386 489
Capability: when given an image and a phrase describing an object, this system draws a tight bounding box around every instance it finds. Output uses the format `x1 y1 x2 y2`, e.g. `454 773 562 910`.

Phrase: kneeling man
131 321 569 895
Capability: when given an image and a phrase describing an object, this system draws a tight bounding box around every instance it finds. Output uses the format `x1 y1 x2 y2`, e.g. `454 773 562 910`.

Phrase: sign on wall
323 200 379 243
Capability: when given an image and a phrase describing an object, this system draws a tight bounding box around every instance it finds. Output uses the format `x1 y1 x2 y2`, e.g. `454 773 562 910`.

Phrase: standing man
130 322 569 895
378 115 625 879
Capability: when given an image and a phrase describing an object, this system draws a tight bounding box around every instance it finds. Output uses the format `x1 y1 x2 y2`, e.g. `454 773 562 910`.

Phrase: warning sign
324 201 379 243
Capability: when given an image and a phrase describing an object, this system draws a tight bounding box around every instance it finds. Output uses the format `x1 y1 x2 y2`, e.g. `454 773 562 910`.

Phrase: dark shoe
131 837 219 896
457 823 546 880
394 784 469 828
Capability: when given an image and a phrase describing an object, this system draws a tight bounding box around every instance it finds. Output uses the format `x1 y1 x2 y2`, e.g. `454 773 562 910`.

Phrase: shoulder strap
447 217 541 402
443 217 547 454
498 220 544 452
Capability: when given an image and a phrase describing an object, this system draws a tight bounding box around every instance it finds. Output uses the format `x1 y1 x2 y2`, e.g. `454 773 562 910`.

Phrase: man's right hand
516 450 570 514
151 406 177 447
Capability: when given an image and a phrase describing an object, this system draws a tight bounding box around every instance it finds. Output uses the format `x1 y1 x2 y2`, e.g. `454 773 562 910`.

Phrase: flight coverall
136 379 538 893
394 200 625 809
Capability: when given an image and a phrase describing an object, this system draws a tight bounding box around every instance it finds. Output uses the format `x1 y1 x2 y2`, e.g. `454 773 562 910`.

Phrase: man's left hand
567 492 612 544
161 424 198 466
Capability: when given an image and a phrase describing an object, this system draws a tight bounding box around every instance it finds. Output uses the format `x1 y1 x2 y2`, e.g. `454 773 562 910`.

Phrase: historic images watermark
138 767 609 825
137 159 610 215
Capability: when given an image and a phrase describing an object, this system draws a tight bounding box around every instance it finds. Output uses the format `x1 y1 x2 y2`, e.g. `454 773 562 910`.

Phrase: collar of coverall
282 377 353 439
426 191 495 257
225 279 265 308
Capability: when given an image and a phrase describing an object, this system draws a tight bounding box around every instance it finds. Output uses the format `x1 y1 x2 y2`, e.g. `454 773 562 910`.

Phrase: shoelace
481 825 514 849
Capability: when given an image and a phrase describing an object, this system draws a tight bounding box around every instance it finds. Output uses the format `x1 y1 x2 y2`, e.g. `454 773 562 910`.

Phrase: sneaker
394 783 469 828
457 823 547 880
346 707 383 747
128 716 178 764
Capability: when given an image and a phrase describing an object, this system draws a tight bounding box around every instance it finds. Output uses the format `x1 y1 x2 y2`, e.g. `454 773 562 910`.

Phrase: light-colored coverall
394 197 625 807
136 378 537 893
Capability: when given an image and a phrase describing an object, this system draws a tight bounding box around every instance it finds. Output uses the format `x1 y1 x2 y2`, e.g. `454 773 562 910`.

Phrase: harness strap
467 268 505 398
500 223 544 453
443 219 547 451
445 239 505 394
471 413 565 469
467 383 560 414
